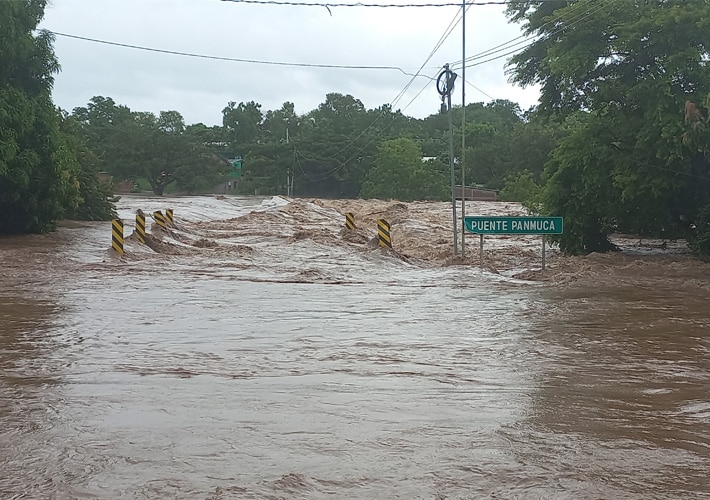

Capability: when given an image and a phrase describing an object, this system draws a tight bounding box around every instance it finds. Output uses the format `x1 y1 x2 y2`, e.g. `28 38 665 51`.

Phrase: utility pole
437 64 458 255
460 0 467 257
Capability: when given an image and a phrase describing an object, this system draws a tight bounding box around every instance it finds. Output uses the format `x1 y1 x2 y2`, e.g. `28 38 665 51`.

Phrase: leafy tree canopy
507 0 710 254
361 138 448 201
74 98 228 195
1 0 115 233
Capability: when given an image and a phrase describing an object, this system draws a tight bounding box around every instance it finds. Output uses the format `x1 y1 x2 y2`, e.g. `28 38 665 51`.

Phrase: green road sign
464 216 564 235
229 157 243 178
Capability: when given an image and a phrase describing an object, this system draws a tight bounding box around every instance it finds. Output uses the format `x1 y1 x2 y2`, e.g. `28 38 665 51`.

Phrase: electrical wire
396 1 473 114
316 0 621 181
296 0 467 181
219 0 540 7
43 1 571 184
47 30 437 77
295 146 352 182
401 67 442 112
45 3 464 183
454 0 607 67
325 0 482 174
449 0 617 69
463 79 495 101
450 0 620 71
389 0 465 109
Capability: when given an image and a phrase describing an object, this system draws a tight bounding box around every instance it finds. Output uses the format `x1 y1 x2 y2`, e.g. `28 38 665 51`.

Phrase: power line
55 0 467 185
389 3 463 109
450 0 620 70
296 1 466 181
401 67 442 111
450 0 618 68
314 3 468 176
46 30 436 77
454 36 530 67
464 79 495 101
219 0 539 7
42 29 447 182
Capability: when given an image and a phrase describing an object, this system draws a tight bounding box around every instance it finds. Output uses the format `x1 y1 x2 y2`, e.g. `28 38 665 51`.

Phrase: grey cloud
43 0 539 125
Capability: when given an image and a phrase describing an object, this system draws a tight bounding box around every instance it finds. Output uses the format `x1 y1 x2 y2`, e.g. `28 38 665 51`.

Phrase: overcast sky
40 0 540 126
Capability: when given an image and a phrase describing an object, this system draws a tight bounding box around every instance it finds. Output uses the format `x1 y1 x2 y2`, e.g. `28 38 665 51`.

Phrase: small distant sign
464 216 563 235
229 157 243 178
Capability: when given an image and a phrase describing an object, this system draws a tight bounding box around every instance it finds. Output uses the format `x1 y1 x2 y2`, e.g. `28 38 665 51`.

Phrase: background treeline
3 0 710 259
71 94 555 201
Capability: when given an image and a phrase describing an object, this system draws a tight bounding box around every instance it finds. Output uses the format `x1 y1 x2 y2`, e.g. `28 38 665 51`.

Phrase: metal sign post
436 65 458 256
542 237 547 271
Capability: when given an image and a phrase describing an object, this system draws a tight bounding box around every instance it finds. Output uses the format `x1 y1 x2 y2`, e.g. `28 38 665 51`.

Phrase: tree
507 0 710 254
361 138 447 201
132 111 228 195
297 94 374 197
223 100 264 146
418 100 555 191
499 170 542 205
0 1 114 233
74 99 228 195
682 95 710 257
226 94 432 198
263 101 299 144
57 113 117 220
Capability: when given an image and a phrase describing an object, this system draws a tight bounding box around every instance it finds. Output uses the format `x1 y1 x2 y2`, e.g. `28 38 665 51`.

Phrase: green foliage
688 203 710 259
74 98 228 195
499 170 541 205
419 100 557 192
56 114 117 221
360 138 447 201
682 95 710 257
0 88 65 233
293 94 377 198
223 101 264 145
0 0 114 233
507 0 710 255
232 140 291 196
540 115 622 253
219 95 549 201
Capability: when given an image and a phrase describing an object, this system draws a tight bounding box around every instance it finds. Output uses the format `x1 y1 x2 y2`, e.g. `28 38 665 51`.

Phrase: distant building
454 185 497 201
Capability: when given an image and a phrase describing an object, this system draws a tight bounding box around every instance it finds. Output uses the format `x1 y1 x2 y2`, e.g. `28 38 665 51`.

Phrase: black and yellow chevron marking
153 210 167 229
345 212 356 230
111 219 124 255
136 213 146 244
377 219 392 248
166 208 174 226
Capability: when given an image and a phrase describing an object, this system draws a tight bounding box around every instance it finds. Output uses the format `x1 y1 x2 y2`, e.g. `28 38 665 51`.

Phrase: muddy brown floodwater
1 194 709 499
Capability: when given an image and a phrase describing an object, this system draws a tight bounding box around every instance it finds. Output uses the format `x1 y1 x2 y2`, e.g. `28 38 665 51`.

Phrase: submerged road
1 195 708 499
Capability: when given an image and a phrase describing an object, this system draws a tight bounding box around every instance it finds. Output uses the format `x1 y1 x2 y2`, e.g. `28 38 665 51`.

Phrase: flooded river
1 195 709 499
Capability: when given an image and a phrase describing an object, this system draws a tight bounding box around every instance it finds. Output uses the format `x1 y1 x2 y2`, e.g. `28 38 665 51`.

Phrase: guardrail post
377 219 392 248
153 210 167 230
136 212 146 244
345 212 355 230
111 219 124 255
